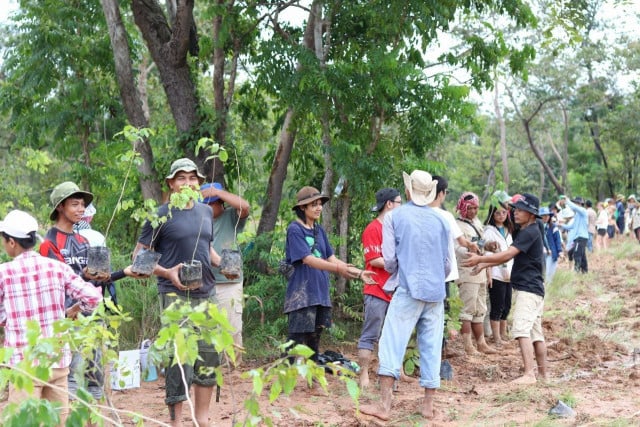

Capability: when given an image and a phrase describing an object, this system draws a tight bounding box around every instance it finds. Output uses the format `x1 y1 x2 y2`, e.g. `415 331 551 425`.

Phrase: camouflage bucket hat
49 181 94 221
165 158 205 181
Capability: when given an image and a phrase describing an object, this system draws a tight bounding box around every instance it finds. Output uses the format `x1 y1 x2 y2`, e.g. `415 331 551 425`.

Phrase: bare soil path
109 238 640 425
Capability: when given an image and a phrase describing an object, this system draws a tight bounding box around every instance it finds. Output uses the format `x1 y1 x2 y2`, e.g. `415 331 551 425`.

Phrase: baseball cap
371 188 401 212
200 182 224 204
0 210 39 238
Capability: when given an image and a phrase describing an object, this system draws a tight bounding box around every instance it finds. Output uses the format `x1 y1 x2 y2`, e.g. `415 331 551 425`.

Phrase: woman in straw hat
283 186 374 363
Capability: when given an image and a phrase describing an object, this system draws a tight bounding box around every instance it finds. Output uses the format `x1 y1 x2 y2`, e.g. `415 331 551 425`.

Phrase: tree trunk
131 0 200 137
585 111 615 197
256 2 319 238
493 78 509 190
101 0 162 202
256 108 297 237
334 185 350 297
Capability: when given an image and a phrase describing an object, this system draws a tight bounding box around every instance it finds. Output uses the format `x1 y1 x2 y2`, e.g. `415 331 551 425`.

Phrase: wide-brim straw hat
292 186 329 210
402 170 438 207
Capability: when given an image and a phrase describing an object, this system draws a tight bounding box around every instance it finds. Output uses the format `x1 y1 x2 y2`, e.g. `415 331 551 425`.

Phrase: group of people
282 170 550 422
2 154 636 425
0 158 249 427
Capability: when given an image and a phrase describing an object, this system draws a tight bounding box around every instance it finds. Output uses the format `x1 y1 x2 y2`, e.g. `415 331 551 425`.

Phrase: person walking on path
558 196 589 273
359 170 451 422
455 192 497 355
357 187 402 388
0 210 103 426
464 193 548 385
200 182 250 364
134 158 222 427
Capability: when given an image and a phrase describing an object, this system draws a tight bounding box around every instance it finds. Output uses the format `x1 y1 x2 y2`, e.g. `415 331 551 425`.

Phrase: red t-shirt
361 219 392 302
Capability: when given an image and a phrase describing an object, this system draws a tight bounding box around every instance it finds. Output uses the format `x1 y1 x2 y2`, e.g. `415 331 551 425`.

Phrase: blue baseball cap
200 182 223 204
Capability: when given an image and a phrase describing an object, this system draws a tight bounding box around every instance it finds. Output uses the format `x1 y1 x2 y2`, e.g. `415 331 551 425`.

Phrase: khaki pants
9 367 70 426
214 281 244 350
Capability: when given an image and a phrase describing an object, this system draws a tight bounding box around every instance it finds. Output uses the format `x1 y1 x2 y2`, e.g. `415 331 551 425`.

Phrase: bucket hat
538 206 551 216
371 188 401 212
402 170 438 206
165 158 205 181
491 190 511 208
49 182 94 221
509 192 541 218
0 210 39 238
292 186 330 210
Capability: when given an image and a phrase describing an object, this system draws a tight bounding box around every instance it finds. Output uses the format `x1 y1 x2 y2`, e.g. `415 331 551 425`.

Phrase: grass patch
492 387 545 405
545 269 577 302
606 298 625 323
610 240 640 260
558 390 578 408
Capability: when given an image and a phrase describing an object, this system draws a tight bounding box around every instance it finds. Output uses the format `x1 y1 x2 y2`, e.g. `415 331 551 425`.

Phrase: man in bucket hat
134 158 222 427
464 193 548 385
360 170 451 421
40 181 141 409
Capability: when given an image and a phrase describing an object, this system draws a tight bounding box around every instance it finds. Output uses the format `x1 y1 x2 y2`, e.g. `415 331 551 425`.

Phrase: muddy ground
109 238 640 426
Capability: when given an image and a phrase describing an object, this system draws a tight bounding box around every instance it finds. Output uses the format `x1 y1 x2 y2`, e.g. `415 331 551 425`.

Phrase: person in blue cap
200 182 250 365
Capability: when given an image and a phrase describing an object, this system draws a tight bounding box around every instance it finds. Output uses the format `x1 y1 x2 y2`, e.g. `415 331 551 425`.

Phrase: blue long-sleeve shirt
382 202 451 302
562 200 589 240
545 222 563 261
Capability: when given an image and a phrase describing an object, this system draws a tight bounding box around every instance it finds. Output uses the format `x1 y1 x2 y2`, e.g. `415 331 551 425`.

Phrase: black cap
371 188 400 212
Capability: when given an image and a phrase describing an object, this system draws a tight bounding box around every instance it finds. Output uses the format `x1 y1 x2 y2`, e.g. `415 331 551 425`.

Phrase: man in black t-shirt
463 193 548 385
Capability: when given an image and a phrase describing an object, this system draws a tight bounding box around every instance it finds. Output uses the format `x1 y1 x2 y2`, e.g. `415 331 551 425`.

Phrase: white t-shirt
434 208 460 282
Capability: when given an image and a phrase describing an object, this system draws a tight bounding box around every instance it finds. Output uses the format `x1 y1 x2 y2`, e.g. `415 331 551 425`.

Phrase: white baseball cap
0 210 39 238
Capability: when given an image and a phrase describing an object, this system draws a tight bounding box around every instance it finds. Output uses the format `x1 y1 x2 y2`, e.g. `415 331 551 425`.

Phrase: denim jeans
545 254 558 283
377 287 444 389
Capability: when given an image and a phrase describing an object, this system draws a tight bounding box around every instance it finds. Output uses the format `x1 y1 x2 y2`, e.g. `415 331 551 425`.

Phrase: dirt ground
111 238 640 426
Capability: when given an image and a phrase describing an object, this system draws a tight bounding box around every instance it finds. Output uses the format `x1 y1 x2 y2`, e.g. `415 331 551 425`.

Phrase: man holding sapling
134 158 222 427
41 181 141 405
200 182 250 365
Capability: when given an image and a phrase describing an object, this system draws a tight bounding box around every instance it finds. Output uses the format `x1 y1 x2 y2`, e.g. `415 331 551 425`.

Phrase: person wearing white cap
0 210 102 425
360 170 451 422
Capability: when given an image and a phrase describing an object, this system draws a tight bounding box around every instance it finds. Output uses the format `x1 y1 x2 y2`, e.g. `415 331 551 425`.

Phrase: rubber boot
472 322 497 354
463 333 479 355
490 320 503 348
357 349 373 389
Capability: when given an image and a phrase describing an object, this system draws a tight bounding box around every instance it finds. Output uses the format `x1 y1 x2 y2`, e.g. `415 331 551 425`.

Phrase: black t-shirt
138 203 215 298
510 223 544 297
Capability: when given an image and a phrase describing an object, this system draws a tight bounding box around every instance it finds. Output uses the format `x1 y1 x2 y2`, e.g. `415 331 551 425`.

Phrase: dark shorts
160 293 220 406
287 305 331 334
597 228 606 237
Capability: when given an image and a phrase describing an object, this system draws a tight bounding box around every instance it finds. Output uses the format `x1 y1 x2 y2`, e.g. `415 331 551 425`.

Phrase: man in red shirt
0 209 102 425
357 188 402 388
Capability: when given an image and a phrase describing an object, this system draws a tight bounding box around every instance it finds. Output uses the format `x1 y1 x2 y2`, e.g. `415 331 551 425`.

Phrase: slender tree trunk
256 2 319 237
101 0 162 202
585 111 615 197
335 185 350 296
494 76 509 190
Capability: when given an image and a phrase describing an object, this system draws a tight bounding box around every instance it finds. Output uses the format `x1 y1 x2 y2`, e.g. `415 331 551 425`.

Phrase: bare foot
359 404 390 421
510 373 537 384
421 401 435 419
400 372 415 383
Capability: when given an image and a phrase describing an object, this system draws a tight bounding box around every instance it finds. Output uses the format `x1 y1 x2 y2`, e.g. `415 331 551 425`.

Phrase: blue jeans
587 232 594 252
377 287 444 389
545 255 558 283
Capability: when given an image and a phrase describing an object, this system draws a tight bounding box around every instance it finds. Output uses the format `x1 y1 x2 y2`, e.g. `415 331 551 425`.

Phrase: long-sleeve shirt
0 251 103 367
382 202 451 302
562 200 589 240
